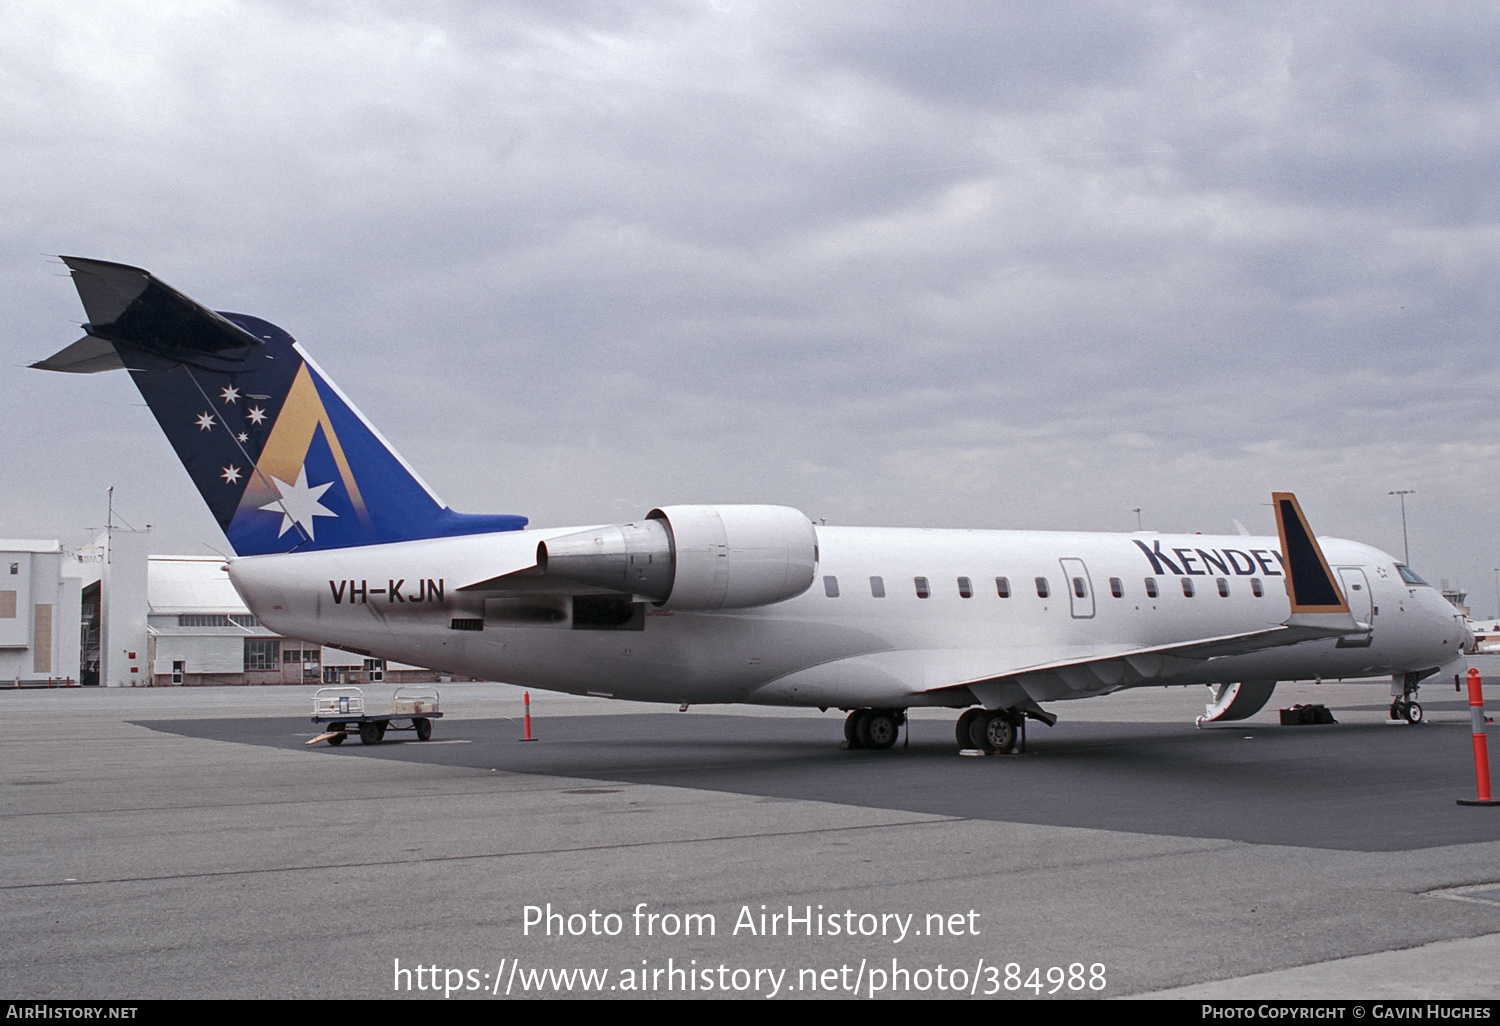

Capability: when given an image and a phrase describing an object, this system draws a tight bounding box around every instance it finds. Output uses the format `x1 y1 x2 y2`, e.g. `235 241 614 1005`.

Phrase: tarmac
1 678 1497 1000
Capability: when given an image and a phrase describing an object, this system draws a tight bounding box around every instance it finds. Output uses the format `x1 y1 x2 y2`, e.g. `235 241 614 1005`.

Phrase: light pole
1389 489 1414 565
1492 567 1498 621
1132 508 1142 531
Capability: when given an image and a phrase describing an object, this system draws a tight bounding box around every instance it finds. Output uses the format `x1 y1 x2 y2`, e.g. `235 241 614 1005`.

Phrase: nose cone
1420 590 1471 653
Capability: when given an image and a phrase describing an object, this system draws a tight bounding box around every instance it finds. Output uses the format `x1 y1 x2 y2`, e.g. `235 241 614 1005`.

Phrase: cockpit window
1395 565 1430 586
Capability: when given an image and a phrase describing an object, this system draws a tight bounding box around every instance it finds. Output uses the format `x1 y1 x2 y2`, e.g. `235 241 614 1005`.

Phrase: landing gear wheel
844 710 866 749
1405 702 1423 724
359 721 381 745
974 712 1018 754
956 709 986 749
1390 701 1405 721
414 717 432 741
858 710 900 750
327 732 345 746
968 711 1019 754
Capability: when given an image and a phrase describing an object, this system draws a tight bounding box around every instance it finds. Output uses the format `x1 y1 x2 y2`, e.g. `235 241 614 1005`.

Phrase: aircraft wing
756 618 1361 717
938 622 1356 712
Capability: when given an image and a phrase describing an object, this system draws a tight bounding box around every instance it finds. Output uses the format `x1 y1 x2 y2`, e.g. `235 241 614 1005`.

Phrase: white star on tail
259 465 338 539
247 406 267 425
195 412 215 431
220 385 240 404
221 465 241 484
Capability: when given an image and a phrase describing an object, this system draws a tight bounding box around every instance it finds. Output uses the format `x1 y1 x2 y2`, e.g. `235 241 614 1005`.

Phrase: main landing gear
1390 671 1425 724
843 708 906 750
955 708 1024 754
838 706 1042 753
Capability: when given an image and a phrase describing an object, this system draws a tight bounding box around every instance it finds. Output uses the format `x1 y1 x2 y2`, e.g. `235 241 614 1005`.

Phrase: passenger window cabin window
996 577 1010 598
1182 578 1195 598
1251 578 1263 597
870 576 885 598
1145 578 1158 598
958 576 972 598
1109 577 1123 598
1217 578 1229 598
914 577 930 599
1072 577 1087 599
823 576 839 598
1035 577 1050 599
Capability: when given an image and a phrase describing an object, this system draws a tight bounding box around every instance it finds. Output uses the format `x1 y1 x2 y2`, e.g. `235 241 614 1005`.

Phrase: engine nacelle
537 504 818 611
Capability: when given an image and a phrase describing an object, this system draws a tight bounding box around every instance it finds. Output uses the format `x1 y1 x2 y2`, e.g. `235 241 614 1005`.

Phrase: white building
0 539 83 686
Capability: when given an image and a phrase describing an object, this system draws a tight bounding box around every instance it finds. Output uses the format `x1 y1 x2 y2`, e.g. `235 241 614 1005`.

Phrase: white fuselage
228 526 1468 708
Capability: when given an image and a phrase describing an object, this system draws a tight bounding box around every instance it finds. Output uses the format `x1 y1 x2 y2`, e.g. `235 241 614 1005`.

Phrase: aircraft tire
844 710 866 749
1406 702 1423 724
969 712 1017 754
1390 702 1404 721
985 713 1018 754
859 710 899 750
327 732 345 746
955 709 985 749
966 714 990 752
359 722 381 745
414 717 432 741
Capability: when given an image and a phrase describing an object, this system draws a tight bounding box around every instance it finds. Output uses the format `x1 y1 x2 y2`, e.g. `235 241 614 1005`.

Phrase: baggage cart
309 686 443 745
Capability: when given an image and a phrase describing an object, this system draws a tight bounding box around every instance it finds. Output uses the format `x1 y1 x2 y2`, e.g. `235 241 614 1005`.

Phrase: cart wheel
327 732 345 746
377 720 389 740
414 717 432 741
359 722 381 745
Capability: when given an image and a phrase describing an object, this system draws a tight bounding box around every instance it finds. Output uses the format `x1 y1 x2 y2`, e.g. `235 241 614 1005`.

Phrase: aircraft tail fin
35 257 527 556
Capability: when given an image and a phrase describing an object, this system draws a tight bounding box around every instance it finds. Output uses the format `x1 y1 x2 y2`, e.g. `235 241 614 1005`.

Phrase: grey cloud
5 2 1500 606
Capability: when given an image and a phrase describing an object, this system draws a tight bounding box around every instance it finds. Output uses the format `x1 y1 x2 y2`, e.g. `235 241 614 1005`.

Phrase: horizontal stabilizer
55 256 263 362
30 335 124 374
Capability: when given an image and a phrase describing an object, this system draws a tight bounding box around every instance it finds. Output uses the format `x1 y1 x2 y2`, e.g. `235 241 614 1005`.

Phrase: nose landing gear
1390 700 1424 723
1390 671 1426 724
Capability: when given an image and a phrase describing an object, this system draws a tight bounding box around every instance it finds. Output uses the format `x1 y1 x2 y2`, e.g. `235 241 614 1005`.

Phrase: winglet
1272 492 1362 633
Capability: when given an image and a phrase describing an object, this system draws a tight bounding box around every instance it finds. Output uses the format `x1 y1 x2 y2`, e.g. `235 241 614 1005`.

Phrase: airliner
34 258 1471 751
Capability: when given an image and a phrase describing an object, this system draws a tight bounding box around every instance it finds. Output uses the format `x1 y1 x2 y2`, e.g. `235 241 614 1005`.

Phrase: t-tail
33 257 527 556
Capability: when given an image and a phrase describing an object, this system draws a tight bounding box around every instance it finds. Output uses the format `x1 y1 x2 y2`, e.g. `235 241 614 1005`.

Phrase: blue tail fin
35 257 527 555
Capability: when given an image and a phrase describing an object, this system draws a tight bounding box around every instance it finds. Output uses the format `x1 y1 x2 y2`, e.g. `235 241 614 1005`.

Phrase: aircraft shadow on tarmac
136 710 1500 854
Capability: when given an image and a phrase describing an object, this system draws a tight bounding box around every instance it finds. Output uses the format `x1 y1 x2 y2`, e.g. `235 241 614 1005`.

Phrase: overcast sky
5 2 1500 612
